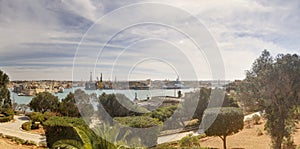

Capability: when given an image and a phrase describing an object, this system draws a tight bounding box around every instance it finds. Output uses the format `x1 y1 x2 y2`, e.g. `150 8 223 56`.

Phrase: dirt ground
0 138 43 149
200 119 300 149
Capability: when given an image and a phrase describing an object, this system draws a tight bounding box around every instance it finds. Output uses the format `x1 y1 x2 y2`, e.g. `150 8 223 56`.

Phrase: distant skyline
0 0 299 81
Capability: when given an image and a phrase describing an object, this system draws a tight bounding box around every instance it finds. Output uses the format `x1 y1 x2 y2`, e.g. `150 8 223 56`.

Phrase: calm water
11 87 196 105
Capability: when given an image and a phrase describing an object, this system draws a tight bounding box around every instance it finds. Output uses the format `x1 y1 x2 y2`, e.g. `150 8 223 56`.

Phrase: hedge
0 116 11 123
114 116 162 128
22 122 32 131
114 116 162 147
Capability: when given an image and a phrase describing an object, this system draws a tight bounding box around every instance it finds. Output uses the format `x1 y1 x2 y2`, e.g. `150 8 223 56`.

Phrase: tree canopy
238 50 300 149
0 69 11 108
60 92 80 117
29 92 59 113
98 93 148 118
203 107 244 149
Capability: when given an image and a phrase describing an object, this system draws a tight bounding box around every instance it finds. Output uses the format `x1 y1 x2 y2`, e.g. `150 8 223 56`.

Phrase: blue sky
0 0 299 81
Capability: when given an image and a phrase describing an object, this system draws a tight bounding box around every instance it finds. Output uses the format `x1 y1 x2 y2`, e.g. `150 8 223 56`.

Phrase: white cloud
0 0 299 81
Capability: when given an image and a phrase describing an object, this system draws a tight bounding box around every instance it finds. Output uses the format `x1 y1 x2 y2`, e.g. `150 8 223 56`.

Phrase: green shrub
114 116 162 128
43 116 107 148
43 111 59 121
27 112 45 123
114 116 162 147
179 133 200 147
0 116 11 122
145 105 178 122
22 121 32 131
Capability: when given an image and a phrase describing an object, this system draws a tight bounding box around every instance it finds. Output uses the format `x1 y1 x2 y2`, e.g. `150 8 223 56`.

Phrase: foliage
192 88 211 120
238 50 300 149
152 134 207 149
74 89 94 119
0 69 13 121
27 112 45 123
98 93 148 117
179 133 200 147
59 92 80 117
22 121 32 131
114 116 162 147
172 88 210 128
0 116 11 122
31 122 39 129
29 92 59 113
52 139 83 149
43 116 87 148
222 94 239 108
145 105 178 122
114 116 162 128
93 123 132 149
0 69 11 108
203 107 244 149
43 116 115 149
1 134 37 146
43 111 59 121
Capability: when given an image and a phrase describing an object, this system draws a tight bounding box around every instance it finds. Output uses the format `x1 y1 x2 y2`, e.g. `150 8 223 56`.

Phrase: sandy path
200 119 300 149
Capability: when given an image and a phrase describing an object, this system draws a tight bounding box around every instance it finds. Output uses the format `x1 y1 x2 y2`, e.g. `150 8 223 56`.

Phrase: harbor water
11 88 197 105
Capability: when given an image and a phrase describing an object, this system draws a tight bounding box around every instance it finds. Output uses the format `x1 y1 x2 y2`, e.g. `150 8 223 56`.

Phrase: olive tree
202 107 244 149
29 92 59 113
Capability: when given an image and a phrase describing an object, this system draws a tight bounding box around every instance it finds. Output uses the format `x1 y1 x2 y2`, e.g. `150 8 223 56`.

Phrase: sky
0 0 299 81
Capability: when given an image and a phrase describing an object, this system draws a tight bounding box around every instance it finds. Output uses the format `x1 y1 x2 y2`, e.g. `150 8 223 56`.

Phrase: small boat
17 93 26 96
58 87 64 93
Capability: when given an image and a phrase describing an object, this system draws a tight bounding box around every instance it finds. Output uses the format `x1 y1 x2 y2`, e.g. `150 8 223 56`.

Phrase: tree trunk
273 137 282 149
219 136 227 149
223 136 227 149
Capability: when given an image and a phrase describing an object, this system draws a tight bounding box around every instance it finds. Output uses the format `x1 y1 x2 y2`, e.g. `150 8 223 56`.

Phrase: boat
162 76 189 89
17 93 26 96
58 86 64 93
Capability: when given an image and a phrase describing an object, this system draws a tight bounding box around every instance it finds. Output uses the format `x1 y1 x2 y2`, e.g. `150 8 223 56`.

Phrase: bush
43 116 102 148
22 122 32 131
146 105 178 122
114 116 162 147
27 112 45 123
179 133 200 147
43 111 59 121
0 116 11 123
114 116 162 128
2 108 14 117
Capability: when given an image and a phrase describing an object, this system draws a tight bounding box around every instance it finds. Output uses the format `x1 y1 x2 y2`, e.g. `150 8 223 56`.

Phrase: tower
100 73 103 82
90 72 93 82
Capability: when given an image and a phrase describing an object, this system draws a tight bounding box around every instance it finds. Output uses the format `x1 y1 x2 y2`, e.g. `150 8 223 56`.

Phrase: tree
0 69 11 108
222 94 239 108
59 92 80 117
238 50 300 149
29 92 59 113
202 107 244 149
0 69 14 121
74 89 94 120
98 93 147 118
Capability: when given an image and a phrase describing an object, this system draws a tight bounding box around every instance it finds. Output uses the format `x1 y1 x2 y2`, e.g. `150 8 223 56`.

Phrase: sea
10 87 197 105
